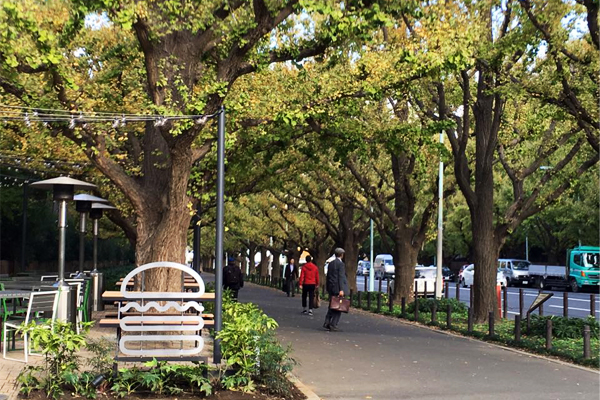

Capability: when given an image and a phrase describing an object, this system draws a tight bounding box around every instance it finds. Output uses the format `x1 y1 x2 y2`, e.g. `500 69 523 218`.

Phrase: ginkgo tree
0 0 390 291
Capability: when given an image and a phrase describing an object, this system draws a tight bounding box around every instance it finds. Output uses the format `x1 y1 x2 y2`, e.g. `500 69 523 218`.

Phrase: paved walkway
239 281 600 400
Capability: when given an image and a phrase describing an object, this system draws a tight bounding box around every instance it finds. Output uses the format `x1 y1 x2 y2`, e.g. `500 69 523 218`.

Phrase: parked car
442 266 456 282
414 265 437 296
357 261 371 276
457 264 469 282
460 264 507 287
498 259 530 287
374 254 395 279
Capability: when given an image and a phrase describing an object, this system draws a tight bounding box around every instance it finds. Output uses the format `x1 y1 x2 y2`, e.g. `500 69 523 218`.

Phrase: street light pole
369 206 374 292
20 183 28 274
214 106 226 364
435 131 444 299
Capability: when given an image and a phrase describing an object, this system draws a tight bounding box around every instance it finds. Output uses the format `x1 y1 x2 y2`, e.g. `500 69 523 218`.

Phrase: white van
374 254 395 279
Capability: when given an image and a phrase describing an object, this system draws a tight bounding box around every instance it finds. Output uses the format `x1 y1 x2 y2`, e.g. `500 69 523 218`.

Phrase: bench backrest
117 262 206 358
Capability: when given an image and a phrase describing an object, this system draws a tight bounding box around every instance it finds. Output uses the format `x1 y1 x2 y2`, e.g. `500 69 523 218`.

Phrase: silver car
499 259 531 286
357 261 371 276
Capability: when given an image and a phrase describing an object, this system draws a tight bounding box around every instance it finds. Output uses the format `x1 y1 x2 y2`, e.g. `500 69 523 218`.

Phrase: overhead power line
0 104 220 128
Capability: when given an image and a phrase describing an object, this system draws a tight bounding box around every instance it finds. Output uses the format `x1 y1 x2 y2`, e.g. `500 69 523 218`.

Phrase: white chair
40 275 58 282
3 291 60 363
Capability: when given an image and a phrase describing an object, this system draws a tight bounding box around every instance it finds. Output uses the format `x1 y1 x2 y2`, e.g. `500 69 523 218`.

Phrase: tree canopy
0 0 597 320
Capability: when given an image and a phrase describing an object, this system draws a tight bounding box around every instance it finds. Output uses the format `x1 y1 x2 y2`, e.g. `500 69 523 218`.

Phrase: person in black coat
323 247 349 331
284 258 299 297
223 257 244 299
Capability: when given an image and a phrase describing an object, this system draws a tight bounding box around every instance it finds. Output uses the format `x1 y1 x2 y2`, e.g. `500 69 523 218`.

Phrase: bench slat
99 318 215 328
105 312 214 318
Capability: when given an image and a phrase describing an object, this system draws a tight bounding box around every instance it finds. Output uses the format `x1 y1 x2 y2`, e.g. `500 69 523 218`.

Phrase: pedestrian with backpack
223 256 244 299
299 256 319 315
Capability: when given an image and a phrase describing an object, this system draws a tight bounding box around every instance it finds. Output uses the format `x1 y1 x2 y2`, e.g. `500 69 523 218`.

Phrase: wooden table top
102 291 215 302
118 281 200 289
0 290 36 299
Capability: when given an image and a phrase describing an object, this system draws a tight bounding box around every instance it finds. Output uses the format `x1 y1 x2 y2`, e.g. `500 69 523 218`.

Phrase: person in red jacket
299 256 320 315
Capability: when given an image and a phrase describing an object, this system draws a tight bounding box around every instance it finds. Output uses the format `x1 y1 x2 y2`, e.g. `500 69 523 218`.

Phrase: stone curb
289 373 321 400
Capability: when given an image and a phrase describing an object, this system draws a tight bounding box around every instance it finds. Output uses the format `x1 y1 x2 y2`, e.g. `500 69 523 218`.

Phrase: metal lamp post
89 202 116 272
435 131 445 299
369 206 374 292
30 176 96 320
89 202 116 313
74 194 109 273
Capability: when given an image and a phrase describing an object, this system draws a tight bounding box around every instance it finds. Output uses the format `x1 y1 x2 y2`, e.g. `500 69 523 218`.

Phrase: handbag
329 295 350 313
314 289 321 309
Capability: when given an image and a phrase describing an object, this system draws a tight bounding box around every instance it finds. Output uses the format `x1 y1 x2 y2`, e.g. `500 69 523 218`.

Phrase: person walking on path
284 258 299 297
299 256 319 315
323 248 349 332
223 256 244 299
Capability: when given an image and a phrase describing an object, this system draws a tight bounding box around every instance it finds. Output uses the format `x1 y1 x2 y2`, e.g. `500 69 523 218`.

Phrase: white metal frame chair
40 275 58 282
2 291 59 363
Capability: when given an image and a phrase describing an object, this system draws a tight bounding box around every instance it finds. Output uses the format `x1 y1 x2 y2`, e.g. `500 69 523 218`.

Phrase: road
241 281 600 400
355 276 599 320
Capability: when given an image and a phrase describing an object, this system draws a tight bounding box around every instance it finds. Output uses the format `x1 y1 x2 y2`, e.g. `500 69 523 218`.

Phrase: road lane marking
447 287 600 303
548 305 600 313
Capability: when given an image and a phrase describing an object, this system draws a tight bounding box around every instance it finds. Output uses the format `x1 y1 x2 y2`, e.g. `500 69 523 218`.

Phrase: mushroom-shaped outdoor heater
30 177 96 286
30 177 96 321
90 202 116 272
74 194 109 272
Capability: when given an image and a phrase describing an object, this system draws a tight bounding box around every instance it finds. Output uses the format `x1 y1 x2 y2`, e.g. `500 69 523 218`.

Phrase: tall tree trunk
271 250 282 280
343 236 359 292
472 207 500 322
248 242 257 274
259 247 269 277
393 240 419 302
313 242 330 288
201 255 211 272
471 66 502 322
240 247 248 275
137 202 192 292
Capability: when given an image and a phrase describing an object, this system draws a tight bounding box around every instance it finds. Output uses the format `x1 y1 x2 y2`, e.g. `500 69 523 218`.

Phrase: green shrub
407 298 467 314
217 293 296 394
86 337 115 377
256 334 297 395
111 360 212 398
17 320 93 399
526 315 599 340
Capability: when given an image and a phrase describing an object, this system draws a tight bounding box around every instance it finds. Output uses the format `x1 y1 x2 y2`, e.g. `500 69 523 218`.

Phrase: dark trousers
285 279 296 296
324 294 342 327
301 284 316 309
225 286 239 300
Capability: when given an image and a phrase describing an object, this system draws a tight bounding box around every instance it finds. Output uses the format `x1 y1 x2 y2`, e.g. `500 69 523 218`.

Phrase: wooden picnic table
101 291 215 303
1 282 56 291
117 281 201 289
0 289 35 299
